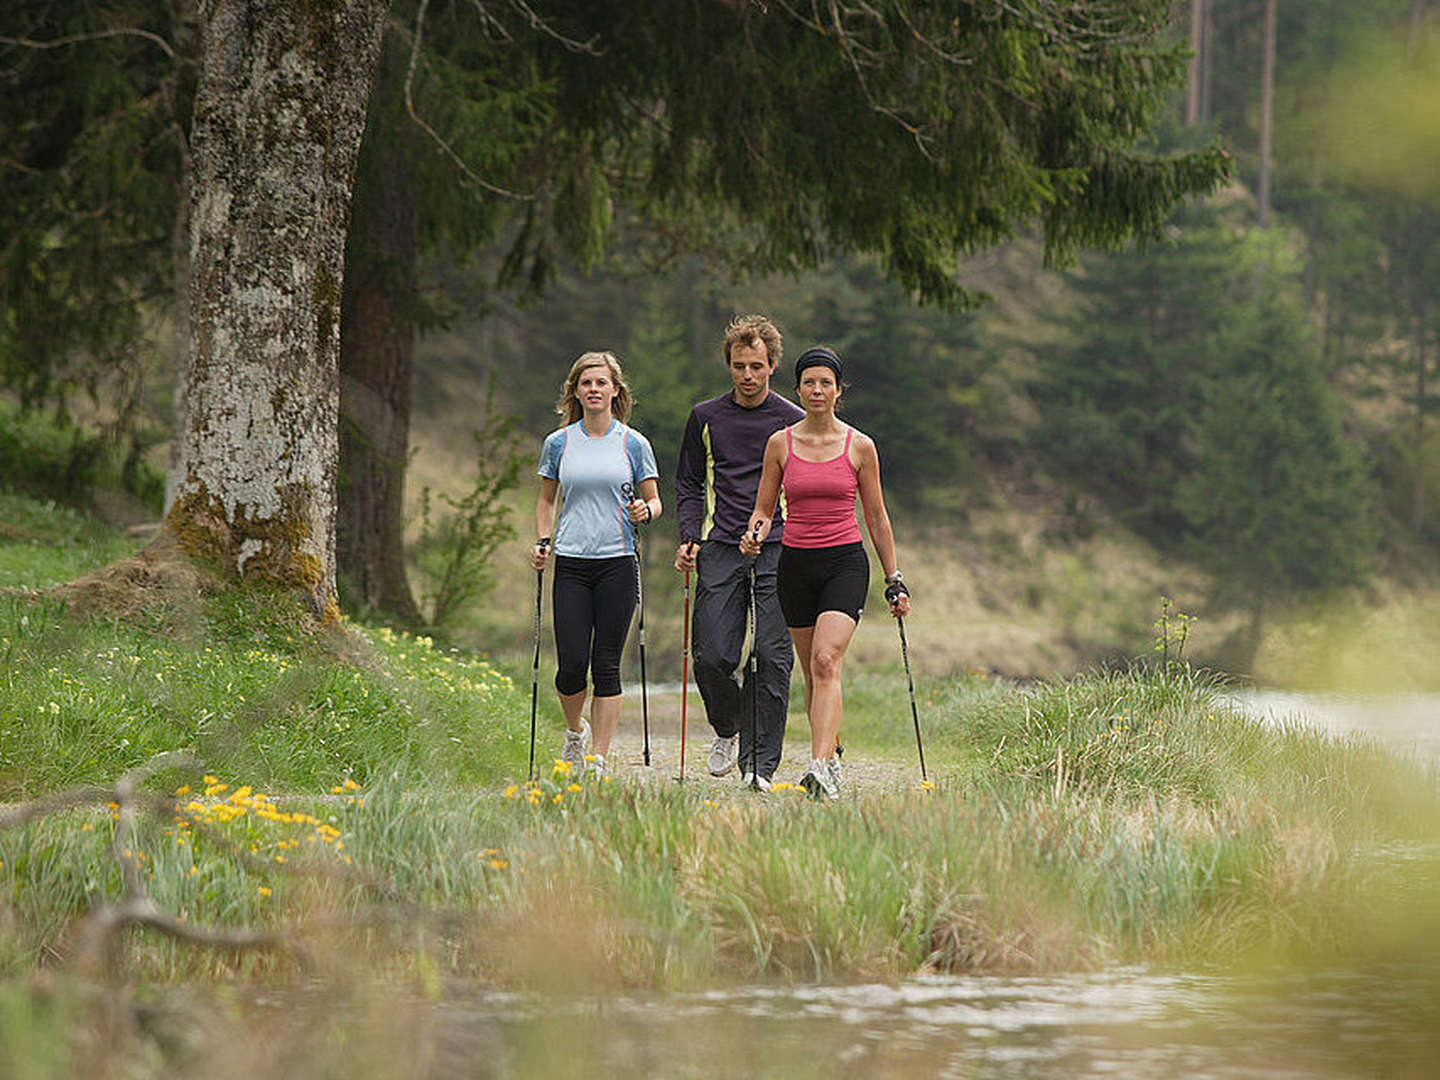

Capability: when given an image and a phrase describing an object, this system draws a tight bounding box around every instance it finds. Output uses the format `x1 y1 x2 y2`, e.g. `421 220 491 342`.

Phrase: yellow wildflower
257 886 272 898
488 859 509 870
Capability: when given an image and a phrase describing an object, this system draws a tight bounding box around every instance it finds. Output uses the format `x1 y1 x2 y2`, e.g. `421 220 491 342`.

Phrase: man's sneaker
708 733 740 776
585 753 608 780
562 720 591 772
799 759 839 801
827 752 843 795
740 772 772 793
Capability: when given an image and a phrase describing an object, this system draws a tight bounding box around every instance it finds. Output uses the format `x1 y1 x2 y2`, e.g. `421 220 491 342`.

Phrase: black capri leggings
552 554 637 697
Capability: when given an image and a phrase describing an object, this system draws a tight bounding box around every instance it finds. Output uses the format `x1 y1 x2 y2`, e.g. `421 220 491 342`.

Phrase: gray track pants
692 540 794 780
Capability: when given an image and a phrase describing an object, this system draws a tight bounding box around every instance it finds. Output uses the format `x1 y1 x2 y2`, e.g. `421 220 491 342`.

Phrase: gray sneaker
740 772 772 793
827 752 843 795
561 720 591 773
799 758 839 800
708 733 740 776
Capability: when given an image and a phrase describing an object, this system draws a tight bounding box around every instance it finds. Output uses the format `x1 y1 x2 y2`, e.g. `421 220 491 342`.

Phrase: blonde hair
555 351 634 424
723 314 783 368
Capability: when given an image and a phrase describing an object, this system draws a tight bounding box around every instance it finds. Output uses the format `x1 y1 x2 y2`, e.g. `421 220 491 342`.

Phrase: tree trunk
1258 0 1277 228
1186 0 1205 127
337 36 424 625
1415 298 1429 536
166 0 387 620
1201 0 1214 123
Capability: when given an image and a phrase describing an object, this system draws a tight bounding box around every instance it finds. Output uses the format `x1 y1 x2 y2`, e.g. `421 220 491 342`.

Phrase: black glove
884 580 910 607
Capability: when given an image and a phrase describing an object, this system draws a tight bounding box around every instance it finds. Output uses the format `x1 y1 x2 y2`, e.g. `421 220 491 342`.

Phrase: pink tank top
781 427 861 549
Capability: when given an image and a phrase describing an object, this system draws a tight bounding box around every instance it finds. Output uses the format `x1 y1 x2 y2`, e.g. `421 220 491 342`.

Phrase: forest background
3 0 1438 692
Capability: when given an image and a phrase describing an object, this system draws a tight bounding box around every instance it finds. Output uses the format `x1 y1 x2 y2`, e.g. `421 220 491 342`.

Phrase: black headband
794 347 843 387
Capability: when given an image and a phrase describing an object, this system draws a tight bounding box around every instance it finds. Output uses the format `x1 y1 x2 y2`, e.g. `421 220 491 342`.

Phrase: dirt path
563 691 933 798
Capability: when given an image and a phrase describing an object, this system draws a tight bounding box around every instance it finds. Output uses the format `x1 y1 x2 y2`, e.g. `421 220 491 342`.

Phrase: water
1231 688 1440 763
252 965 1438 1078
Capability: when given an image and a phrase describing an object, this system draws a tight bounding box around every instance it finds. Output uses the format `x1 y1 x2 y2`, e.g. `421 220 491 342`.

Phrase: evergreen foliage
1034 194 1377 615
0 0 188 411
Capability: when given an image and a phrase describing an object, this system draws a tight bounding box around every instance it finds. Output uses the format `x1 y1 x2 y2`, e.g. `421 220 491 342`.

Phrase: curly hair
555 351 635 425
723 314 783 368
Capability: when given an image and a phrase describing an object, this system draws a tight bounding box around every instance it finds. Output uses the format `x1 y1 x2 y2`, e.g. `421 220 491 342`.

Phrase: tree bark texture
336 36 423 625
1185 0 1206 127
1258 0 1277 228
167 0 387 619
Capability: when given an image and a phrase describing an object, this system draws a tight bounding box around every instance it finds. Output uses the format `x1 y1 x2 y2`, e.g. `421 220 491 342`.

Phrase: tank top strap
785 426 794 454
843 427 854 454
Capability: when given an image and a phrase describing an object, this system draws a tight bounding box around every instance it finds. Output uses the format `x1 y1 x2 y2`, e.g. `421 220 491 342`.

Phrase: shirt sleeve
626 429 660 483
674 408 706 544
537 429 565 479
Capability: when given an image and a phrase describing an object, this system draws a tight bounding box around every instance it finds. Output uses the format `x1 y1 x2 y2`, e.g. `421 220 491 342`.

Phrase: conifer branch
401 0 536 201
0 28 177 61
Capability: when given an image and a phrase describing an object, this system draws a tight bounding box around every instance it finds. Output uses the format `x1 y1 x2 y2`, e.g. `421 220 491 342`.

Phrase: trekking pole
636 536 651 767
896 614 928 783
678 564 692 782
528 537 551 782
746 525 760 790
622 482 651 767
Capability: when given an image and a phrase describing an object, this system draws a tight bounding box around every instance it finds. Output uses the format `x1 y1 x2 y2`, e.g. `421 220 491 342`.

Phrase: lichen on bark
170 0 386 626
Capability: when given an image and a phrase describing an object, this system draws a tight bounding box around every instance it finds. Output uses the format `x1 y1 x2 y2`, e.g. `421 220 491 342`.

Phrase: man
675 314 804 790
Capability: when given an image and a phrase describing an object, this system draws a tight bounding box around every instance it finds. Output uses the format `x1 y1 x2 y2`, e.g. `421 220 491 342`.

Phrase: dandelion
920 780 937 791
504 785 520 799
552 793 564 805
81 822 95 832
488 859 509 870
257 886 272 898
567 783 582 793
189 866 199 877
174 785 191 797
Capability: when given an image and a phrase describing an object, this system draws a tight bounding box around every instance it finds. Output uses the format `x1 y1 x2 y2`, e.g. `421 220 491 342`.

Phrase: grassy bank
3 490 1440 1078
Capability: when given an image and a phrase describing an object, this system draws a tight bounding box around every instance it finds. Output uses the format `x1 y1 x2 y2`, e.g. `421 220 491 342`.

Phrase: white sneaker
708 733 740 776
562 720 590 772
827 752 843 795
799 759 839 800
740 772 772 793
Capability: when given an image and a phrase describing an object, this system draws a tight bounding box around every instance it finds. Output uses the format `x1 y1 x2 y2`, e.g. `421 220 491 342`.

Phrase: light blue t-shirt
538 419 659 558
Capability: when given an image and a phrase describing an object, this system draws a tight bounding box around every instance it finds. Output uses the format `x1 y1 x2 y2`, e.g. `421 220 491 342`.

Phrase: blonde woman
741 347 910 799
532 352 661 777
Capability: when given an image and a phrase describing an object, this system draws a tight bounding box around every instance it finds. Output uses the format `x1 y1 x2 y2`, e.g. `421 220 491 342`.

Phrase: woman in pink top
741 347 910 799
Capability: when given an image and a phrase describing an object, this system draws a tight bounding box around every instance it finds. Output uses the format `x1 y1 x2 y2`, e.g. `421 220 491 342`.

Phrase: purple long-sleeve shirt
674 390 804 545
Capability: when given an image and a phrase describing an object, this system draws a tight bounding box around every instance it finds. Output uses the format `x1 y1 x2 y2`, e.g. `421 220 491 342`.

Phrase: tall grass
5 673 1436 987
3 490 1438 995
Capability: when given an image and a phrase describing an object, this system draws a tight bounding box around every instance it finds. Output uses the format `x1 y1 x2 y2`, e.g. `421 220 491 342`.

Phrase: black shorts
777 542 869 628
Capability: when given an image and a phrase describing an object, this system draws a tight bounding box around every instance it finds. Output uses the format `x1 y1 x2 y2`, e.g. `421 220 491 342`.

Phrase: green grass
0 491 141 589
1 493 535 798
2 489 1439 1002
